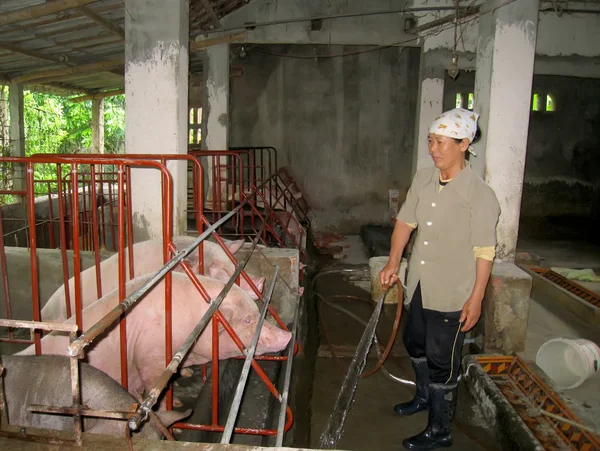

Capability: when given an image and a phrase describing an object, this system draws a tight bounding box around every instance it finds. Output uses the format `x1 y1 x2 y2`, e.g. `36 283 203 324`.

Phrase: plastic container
369 257 407 304
536 338 600 390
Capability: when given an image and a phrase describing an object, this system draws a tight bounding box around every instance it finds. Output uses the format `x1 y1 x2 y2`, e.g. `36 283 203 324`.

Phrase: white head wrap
428 108 480 156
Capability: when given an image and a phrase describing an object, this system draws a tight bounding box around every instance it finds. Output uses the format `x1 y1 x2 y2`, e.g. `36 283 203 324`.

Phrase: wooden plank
0 0 99 27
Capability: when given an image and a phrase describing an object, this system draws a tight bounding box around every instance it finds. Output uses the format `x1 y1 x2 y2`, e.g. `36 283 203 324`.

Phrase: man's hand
379 262 399 288
459 297 482 332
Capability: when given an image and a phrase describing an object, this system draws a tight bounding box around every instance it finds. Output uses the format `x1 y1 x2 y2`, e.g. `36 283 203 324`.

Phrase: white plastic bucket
536 338 600 390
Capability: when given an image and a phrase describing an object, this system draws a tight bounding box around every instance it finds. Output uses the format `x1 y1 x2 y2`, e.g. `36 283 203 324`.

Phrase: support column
9 83 25 198
473 0 539 260
472 0 540 354
201 43 229 210
125 0 189 240
411 52 445 174
91 98 104 154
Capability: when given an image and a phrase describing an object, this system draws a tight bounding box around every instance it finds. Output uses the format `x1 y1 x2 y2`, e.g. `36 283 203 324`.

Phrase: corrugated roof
0 0 250 96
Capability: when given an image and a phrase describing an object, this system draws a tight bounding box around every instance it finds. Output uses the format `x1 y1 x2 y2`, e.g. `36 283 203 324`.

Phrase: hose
312 270 496 451
314 291 414 386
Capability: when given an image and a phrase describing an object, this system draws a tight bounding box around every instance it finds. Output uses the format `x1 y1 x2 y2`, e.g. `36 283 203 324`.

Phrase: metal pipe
128 234 262 431
275 288 301 447
0 318 78 333
70 164 83 332
221 265 280 444
56 166 73 322
90 165 103 299
0 207 13 342
46 187 56 249
25 162 42 355
27 405 134 420
117 164 128 390
69 332 82 445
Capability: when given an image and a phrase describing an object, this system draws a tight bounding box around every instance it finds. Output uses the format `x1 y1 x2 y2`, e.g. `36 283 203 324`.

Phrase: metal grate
478 356 600 451
531 267 600 308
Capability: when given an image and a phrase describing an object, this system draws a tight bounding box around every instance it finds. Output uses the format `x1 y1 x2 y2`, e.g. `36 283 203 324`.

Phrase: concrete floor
309 239 500 451
308 234 600 450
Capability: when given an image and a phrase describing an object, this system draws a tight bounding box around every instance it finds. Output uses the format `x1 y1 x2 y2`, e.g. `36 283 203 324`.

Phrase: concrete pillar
201 43 229 209
481 262 532 354
91 98 104 154
472 0 539 355
9 83 25 198
411 53 444 174
473 0 540 261
125 0 189 240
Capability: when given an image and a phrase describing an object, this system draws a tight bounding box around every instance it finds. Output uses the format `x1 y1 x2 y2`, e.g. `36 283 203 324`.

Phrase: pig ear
217 305 234 328
225 239 244 254
155 409 192 428
208 265 232 283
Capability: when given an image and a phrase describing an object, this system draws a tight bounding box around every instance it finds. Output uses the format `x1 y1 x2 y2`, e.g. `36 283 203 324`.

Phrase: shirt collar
430 162 473 199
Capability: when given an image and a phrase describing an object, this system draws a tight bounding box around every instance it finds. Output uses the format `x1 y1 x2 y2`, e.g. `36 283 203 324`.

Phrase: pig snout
256 323 292 355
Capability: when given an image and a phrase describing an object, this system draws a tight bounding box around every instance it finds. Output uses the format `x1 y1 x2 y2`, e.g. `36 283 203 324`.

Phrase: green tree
0 91 125 204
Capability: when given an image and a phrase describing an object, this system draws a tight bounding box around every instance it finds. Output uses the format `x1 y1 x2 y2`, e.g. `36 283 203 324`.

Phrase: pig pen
0 153 307 449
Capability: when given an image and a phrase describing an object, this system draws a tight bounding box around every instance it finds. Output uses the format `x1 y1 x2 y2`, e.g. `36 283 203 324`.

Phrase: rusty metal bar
128 233 262 431
0 319 77 333
275 288 301 447
25 162 42 354
46 187 56 249
221 265 280 444
90 165 103 299
69 331 82 445
56 165 73 320
71 165 84 332
27 405 133 421
67 205 238 358
0 207 13 342
117 164 128 390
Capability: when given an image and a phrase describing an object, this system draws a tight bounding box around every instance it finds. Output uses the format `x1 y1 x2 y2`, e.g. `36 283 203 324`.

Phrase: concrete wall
444 72 600 241
411 0 600 76
229 45 420 233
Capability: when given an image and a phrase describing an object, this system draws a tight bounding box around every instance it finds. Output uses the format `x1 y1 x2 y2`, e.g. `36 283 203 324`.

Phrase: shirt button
420 260 425 265
427 221 432 226
424 241 429 245
431 202 436 207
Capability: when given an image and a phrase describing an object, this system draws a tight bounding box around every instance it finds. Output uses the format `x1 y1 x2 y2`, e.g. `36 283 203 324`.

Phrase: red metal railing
0 153 298 443
188 149 309 267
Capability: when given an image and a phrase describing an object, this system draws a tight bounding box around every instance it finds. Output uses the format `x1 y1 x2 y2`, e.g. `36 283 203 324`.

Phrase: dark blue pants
403 283 466 384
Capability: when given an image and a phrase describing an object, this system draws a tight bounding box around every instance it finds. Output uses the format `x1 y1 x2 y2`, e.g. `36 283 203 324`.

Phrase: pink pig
21 272 292 407
41 236 266 323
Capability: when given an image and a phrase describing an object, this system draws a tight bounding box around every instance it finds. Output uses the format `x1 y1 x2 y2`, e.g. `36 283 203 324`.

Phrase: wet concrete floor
307 264 500 451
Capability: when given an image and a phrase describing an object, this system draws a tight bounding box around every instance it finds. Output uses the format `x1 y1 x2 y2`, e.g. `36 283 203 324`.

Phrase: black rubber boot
394 357 429 416
402 383 457 450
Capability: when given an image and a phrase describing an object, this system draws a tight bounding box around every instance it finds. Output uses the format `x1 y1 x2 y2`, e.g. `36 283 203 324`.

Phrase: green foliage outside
0 90 125 205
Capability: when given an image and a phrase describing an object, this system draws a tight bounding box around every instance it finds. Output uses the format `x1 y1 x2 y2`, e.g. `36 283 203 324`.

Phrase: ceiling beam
190 31 246 51
71 88 124 102
0 0 99 27
0 40 67 64
199 0 222 29
76 6 124 41
11 56 124 84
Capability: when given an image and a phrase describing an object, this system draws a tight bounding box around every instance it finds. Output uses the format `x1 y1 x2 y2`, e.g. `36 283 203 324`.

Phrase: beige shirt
396 164 500 312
